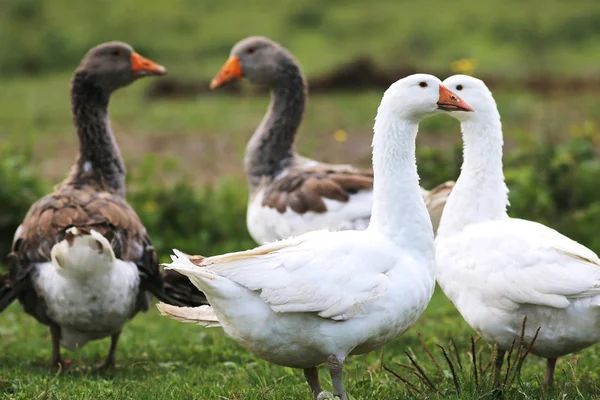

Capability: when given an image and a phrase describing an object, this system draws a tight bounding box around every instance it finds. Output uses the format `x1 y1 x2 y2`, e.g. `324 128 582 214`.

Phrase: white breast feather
35 259 140 350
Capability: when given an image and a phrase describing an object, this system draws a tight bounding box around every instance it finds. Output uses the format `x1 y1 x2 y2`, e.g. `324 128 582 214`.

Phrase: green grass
3 289 600 399
1 72 599 187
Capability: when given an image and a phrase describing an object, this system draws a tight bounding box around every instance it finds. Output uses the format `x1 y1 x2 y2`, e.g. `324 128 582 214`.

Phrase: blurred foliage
506 120 600 251
127 157 255 260
0 144 47 260
0 0 599 78
2 123 600 262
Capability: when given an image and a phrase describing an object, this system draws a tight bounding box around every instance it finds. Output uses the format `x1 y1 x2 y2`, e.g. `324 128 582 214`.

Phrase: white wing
438 218 600 311
168 230 401 320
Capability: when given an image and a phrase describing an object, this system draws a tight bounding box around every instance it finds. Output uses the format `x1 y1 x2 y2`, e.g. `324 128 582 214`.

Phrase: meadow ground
1 73 599 187
3 289 600 400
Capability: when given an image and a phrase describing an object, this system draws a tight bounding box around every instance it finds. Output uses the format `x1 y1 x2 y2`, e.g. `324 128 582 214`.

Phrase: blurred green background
2 1 600 398
1 0 600 77
1 0 599 259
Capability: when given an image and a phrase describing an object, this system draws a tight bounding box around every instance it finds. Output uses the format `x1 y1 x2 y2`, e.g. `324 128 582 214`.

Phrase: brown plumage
212 37 454 244
0 42 206 369
261 165 373 214
7 188 161 320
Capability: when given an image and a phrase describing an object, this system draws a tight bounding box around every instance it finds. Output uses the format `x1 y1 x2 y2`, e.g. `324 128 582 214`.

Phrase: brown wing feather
262 165 374 214
3 186 207 319
13 187 146 266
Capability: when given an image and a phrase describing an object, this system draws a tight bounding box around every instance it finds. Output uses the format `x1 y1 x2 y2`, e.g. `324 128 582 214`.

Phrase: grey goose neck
245 61 306 191
64 70 126 196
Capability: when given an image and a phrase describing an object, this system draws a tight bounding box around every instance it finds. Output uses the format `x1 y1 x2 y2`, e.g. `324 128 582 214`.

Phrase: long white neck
438 111 509 236
368 109 433 251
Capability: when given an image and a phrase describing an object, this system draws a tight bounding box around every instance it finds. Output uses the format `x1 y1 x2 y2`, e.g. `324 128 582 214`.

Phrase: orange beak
210 56 243 89
437 84 473 112
131 52 167 78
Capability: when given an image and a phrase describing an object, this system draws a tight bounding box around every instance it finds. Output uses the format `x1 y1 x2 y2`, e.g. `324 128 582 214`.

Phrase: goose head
77 41 167 93
210 36 297 88
442 75 498 122
378 74 473 121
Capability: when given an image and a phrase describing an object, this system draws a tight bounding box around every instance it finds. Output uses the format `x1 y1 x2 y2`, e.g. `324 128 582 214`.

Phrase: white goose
436 74 600 387
157 74 473 400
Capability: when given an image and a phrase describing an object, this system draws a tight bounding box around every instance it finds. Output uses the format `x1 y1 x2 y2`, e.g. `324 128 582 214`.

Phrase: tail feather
160 270 209 307
163 250 219 295
0 280 17 312
0 254 20 312
156 302 221 327
424 180 455 233
51 228 115 275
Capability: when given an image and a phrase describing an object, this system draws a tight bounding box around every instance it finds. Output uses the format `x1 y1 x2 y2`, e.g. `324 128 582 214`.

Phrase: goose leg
327 355 348 400
303 367 322 399
50 323 71 370
544 358 557 387
493 348 506 387
98 331 121 369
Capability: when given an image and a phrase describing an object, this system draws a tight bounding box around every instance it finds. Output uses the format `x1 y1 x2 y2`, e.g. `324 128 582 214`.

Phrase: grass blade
437 344 461 394
383 364 423 395
470 337 479 388
405 351 438 393
450 338 463 373
418 331 441 370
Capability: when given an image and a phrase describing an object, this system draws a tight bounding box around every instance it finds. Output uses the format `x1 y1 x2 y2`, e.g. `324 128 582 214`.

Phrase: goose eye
111 49 122 57
419 82 428 88
246 48 255 55
456 84 463 91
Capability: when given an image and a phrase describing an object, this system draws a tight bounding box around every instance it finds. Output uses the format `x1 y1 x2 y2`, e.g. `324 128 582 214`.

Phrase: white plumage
161 229 432 369
247 189 373 243
158 74 473 400
247 172 453 245
436 74 600 386
35 228 139 350
437 219 600 355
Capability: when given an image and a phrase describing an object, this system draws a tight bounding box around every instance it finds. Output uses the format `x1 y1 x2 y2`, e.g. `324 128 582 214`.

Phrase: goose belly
247 190 372 244
439 275 600 358
212 267 434 368
351 288 433 355
350 265 436 355
471 300 600 359
33 260 140 350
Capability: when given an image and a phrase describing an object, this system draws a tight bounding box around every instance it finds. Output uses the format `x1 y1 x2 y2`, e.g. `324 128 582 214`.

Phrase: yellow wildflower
451 59 477 75
144 200 158 213
333 129 348 143
570 120 598 139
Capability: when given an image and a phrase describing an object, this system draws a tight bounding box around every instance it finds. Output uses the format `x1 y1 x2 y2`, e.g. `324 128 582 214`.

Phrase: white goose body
246 184 373 243
34 228 140 350
435 75 600 383
168 228 433 368
158 75 471 399
437 218 600 357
